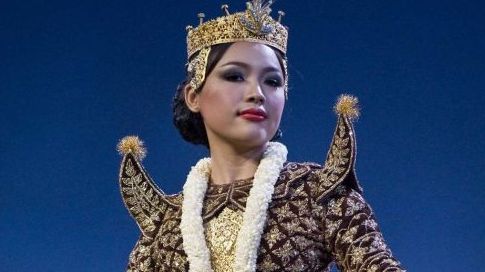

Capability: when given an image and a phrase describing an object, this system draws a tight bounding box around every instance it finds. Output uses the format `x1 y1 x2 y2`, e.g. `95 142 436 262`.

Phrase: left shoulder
282 161 324 176
272 161 322 199
273 161 362 202
273 95 365 201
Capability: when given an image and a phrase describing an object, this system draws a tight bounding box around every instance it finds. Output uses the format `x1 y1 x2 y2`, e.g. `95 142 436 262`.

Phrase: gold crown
186 1 288 59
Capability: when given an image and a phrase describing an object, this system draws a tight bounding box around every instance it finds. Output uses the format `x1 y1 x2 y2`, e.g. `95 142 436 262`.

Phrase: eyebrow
219 61 282 74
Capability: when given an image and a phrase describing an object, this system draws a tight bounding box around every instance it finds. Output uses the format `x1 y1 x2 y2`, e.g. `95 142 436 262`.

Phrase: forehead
217 42 281 69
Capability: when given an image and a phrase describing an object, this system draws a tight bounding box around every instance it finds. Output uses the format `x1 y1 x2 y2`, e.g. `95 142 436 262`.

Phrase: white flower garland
180 142 288 272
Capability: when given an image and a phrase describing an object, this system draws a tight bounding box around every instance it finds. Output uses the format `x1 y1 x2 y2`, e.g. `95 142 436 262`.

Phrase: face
187 42 286 150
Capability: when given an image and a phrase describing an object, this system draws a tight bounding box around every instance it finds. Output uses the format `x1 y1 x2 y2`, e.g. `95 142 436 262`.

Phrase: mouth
238 108 267 121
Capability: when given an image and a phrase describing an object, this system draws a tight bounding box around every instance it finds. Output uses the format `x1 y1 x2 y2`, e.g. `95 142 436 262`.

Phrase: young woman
117 1 404 271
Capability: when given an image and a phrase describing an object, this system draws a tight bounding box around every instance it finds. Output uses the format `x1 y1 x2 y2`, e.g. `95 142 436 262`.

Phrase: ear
184 84 200 113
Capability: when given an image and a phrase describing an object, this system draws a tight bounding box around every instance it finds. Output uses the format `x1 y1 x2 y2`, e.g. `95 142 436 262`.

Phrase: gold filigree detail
272 162 313 199
315 115 356 201
123 162 405 271
185 1 289 96
183 0 288 98
187 47 211 91
119 154 170 237
313 94 365 201
239 0 275 35
204 208 244 271
186 1 287 59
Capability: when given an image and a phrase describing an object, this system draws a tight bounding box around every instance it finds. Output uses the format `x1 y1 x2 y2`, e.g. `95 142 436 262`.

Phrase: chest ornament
180 142 288 272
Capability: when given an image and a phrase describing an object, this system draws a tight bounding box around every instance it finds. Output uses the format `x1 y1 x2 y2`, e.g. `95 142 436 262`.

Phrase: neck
208 141 267 185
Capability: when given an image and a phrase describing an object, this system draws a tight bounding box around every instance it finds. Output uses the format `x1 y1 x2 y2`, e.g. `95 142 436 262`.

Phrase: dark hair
172 43 285 148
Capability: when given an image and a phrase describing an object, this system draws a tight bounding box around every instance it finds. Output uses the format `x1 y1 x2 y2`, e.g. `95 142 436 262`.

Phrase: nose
246 81 266 105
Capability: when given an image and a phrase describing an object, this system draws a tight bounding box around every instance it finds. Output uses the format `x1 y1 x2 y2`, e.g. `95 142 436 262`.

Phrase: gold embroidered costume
118 1 404 270
118 96 405 271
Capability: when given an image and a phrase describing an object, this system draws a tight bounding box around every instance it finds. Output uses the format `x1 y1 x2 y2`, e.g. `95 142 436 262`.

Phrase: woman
117 1 404 271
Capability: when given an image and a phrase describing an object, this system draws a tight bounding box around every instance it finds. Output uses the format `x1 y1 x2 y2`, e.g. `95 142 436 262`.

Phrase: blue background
1 0 484 271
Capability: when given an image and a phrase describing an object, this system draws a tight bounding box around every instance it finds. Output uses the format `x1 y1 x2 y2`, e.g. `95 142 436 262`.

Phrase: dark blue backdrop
1 0 484 271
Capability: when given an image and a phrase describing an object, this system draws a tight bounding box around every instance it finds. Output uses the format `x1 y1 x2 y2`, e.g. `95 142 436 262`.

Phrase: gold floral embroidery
266 225 284 248
350 246 366 265
345 197 365 216
120 154 181 238
122 162 405 271
328 197 345 216
259 256 280 271
314 116 359 202
273 240 294 265
204 207 244 272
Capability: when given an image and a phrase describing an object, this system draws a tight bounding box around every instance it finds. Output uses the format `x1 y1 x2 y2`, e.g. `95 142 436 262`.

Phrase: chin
209 125 277 149
231 130 273 148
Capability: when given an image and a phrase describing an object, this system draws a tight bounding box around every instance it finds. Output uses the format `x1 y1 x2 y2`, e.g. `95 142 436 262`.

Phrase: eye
265 77 283 87
223 72 245 82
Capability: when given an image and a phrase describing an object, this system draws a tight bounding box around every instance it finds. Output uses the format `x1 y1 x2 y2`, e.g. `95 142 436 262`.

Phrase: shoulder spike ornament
117 136 182 238
117 135 147 161
334 94 360 121
314 94 363 202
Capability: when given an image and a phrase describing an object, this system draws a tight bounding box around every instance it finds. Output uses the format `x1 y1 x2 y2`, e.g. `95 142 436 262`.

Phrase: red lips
239 108 267 121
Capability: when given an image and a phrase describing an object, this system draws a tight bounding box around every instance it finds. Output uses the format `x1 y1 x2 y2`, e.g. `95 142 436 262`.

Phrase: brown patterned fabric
124 161 404 271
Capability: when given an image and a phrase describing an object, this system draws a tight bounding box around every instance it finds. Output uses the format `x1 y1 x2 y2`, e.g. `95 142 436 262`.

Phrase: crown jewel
240 0 274 35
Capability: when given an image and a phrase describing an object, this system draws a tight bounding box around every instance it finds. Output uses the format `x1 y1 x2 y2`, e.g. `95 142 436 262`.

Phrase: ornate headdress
185 0 289 95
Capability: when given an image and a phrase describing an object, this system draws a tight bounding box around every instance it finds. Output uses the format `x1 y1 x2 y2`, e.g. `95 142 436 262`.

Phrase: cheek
198 85 239 119
269 93 286 117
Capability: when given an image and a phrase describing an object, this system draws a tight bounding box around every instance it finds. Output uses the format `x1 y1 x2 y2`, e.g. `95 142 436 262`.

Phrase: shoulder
272 161 321 199
274 161 362 202
281 161 323 177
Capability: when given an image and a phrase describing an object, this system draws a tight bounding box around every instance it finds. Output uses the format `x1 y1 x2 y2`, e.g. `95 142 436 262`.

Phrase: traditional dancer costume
117 1 404 271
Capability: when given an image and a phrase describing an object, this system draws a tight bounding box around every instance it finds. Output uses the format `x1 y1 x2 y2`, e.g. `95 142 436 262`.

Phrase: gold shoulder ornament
117 136 181 238
315 94 363 202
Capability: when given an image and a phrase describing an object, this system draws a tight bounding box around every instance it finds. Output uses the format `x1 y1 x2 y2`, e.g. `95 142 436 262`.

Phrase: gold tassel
117 136 147 161
334 94 360 120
